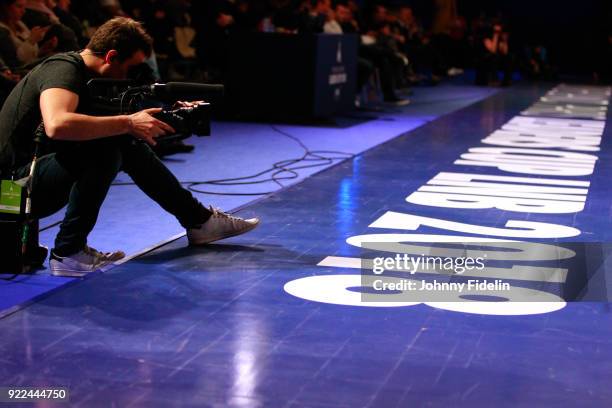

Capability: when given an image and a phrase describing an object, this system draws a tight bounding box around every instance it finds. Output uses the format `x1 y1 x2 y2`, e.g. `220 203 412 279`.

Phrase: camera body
154 102 211 137
86 79 224 141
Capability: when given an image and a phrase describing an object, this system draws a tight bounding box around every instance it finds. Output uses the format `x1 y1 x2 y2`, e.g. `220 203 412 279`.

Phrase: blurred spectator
430 0 468 77
52 0 86 47
120 0 147 19
0 55 19 106
23 0 78 52
191 0 236 80
141 0 177 58
322 4 341 34
0 0 579 107
335 1 357 33
263 0 292 32
297 0 342 35
359 4 409 103
395 5 424 71
334 1 372 99
232 0 260 33
345 0 363 30
99 0 127 19
0 55 19 81
170 0 199 79
475 23 513 86
0 0 57 69
24 0 59 24
524 44 555 81
376 14 411 88
296 0 325 34
432 0 457 36
69 1 104 32
445 15 467 74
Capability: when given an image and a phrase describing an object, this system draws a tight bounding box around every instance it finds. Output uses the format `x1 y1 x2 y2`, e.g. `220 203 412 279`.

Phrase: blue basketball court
1 83 611 407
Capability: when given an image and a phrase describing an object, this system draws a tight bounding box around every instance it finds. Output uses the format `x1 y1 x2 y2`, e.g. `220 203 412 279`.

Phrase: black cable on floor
185 125 354 195
39 125 355 231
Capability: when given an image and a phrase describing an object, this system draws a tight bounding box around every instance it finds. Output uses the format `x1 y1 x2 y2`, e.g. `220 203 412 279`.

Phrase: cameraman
0 17 260 277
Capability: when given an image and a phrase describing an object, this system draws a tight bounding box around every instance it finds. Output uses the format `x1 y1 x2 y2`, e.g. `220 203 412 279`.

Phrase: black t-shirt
0 51 91 171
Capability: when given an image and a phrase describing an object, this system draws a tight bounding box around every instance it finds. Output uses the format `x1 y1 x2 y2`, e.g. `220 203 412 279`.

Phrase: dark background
369 0 611 75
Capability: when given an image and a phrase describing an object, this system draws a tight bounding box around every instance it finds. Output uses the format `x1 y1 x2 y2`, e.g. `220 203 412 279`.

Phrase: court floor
0 83 496 318
0 83 611 407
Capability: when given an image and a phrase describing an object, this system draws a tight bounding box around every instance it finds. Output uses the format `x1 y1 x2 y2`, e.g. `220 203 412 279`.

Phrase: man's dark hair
86 17 153 61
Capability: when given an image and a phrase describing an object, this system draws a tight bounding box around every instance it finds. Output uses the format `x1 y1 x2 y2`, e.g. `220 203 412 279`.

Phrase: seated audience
0 0 573 108
0 0 57 70
23 0 78 52
359 4 409 103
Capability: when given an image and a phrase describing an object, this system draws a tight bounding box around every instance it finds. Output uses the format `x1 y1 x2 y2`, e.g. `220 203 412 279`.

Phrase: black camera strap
5 53 84 256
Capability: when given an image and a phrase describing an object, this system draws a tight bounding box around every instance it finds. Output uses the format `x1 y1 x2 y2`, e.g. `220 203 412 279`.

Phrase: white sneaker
50 246 125 277
187 207 260 245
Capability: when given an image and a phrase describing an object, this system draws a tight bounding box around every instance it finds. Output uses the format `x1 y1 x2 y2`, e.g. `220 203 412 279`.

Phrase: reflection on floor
0 84 496 318
1 84 611 406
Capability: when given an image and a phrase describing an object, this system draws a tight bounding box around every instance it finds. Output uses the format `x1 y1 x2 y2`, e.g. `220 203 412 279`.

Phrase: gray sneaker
50 246 125 277
187 207 260 245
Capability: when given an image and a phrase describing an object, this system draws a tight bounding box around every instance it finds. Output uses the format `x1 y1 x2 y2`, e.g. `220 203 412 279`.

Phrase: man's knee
95 144 123 176
120 140 161 173
56 139 123 177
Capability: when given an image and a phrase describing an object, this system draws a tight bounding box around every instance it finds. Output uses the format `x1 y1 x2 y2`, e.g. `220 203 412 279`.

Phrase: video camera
86 79 225 142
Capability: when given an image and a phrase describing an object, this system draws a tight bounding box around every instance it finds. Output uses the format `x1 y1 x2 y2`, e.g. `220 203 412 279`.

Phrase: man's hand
127 108 176 146
172 100 204 109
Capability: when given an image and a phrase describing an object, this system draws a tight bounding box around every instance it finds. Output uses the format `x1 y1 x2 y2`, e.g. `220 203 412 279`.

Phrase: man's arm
40 88 175 145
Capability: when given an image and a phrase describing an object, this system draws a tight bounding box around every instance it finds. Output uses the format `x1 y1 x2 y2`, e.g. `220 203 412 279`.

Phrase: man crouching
0 17 259 277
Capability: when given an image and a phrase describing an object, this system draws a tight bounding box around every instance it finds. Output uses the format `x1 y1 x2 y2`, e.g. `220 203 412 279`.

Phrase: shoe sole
50 266 98 278
49 261 112 278
188 221 260 246
50 269 95 278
